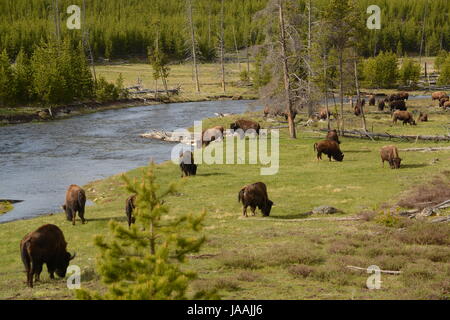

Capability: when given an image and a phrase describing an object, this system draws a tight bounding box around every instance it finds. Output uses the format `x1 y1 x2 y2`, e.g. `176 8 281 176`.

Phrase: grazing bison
377 99 386 111
444 101 450 110
439 96 449 108
125 195 136 228
388 92 409 102
20 224 75 288
392 110 416 125
432 91 448 101
202 126 224 147
380 145 402 169
368 95 376 106
326 129 341 144
319 108 331 120
238 182 273 217
264 107 297 120
62 185 86 225
179 150 197 177
314 140 344 162
418 112 428 122
354 104 361 116
230 119 260 135
389 99 407 111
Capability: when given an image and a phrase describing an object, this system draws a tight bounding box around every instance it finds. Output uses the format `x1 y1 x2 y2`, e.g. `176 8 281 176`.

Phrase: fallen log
140 130 194 145
400 146 450 152
317 128 450 142
346 265 402 275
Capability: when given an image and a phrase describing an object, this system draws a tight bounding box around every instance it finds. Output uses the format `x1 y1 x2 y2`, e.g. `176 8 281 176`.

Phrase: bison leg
72 211 76 226
79 208 86 224
242 206 248 217
317 152 322 161
251 206 256 216
34 263 43 282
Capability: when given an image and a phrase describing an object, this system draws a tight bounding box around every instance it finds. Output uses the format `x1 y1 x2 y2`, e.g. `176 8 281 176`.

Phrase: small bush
399 58 421 85
236 271 261 282
374 209 401 227
397 174 450 209
288 264 314 278
219 251 261 270
395 222 450 246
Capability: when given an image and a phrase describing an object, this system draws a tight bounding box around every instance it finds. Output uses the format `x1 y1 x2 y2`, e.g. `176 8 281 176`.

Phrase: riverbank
0 106 449 299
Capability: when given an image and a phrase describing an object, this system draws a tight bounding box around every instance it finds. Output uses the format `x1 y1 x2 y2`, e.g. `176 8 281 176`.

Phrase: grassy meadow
0 97 449 300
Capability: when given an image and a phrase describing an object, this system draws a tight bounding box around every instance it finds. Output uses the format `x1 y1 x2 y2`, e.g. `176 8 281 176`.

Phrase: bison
444 101 450 110
202 126 224 147
388 92 409 102
439 96 449 108
392 110 416 125
20 224 75 288
125 195 136 228
389 100 407 111
319 108 331 120
377 99 386 111
418 112 428 122
179 150 197 177
62 184 86 225
263 107 297 120
314 140 344 162
230 119 260 135
238 182 273 217
380 145 402 169
326 129 341 144
432 91 448 101
368 95 376 106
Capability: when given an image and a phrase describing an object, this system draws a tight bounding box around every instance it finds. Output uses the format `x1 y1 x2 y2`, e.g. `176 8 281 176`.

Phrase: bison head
333 152 344 162
55 252 76 278
262 200 273 217
390 157 402 169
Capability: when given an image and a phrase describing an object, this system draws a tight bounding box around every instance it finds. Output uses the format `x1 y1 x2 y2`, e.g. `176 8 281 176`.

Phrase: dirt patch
397 171 450 209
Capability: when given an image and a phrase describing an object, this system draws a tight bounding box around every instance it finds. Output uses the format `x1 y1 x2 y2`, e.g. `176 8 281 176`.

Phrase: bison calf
392 110 416 125
125 195 136 227
326 129 341 144
418 112 428 122
20 224 75 288
380 145 402 169
314 140 344 162
180 150 197 177
62 184 86 225
202 126 224 147
238 182 273 217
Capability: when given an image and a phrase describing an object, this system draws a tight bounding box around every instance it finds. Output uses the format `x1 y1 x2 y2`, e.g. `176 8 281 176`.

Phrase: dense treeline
0 42 127 107
0 0 448 62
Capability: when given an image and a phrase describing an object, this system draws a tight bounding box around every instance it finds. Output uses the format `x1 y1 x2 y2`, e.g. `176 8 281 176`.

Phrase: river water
0 100 260 223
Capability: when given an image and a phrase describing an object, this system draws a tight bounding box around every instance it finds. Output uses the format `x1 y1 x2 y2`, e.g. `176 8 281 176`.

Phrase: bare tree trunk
339 51 344 134
187 0 200 93
54 0 61 42
324 54 330 130
220 0 226 93
246 31 251 74
354 59 367 131
307 0 313 117
278 0 296 139
233 26 241 72
82 0 97 83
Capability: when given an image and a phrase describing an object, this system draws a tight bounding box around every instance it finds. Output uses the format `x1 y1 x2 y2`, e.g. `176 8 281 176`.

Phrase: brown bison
392 110 416 125
354 104 361 116
179 150 197 177
238 182 273 217
326 129 341 144
368 95 376 106
388 92 409 102
263 107 297 120
125 195 136 228
439 96 449 108
418 112 428 122
202 126 224 147
354 98 365 116
20 224 75 288
444 101 450 109
230 119 260 135
319 108 331 120
314 140 344 162
432 91 448 101
377 99 386 111
62 185 86 225
380 145 402 169
389 99 407 111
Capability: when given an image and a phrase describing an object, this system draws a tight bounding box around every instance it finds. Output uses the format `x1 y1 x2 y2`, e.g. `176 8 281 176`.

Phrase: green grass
0 202 13 215
1 101 449 300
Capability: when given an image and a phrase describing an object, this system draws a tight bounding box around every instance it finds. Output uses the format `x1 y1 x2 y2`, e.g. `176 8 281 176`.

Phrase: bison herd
18 90 448 288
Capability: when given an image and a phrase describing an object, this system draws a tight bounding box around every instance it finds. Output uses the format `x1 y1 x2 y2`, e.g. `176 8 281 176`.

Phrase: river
0 100 260 223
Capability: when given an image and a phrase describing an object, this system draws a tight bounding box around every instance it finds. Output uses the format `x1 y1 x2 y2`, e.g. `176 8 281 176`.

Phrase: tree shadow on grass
344 149 372 153
270 212 313 220
198 172 229 177
85 216 127 223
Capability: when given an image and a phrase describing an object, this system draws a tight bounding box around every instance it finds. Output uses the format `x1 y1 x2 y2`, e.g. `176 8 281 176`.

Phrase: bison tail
20 240 31 271
78 190 86 209
238 188 245 204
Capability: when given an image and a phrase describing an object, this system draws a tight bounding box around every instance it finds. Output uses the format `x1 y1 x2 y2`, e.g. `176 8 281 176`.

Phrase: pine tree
0 50 14 106
75 164 217 300
13 48 33 105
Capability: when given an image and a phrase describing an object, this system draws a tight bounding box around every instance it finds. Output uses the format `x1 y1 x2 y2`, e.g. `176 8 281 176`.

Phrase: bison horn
70 252 76 260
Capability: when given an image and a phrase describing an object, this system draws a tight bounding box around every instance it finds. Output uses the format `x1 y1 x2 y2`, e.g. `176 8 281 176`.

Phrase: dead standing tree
186 0 200 93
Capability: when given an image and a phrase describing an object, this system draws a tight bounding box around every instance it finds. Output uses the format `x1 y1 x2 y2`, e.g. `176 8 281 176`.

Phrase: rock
312 205 342 215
